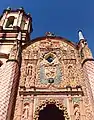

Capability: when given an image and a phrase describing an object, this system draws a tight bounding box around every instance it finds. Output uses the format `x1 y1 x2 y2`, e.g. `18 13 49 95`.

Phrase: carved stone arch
21 102 30 119
34 99 70 120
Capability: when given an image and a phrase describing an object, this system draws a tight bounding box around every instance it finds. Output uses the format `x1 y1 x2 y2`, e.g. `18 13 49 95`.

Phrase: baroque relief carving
74 104 80 120
25 65 33 88
34 99 70 120
39 52 62 84
72 97 82 120
12 38 94 120
21 103 29 120
19 39 83 89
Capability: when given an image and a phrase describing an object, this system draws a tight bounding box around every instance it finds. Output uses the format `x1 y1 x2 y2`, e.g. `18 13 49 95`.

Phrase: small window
5 16 15 28
45 53 55 63
46 56 54 63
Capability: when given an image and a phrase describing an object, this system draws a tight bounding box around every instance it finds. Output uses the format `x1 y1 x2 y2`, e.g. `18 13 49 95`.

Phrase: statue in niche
21 103 29 120
26 65 32 76
25 76 31 88
25 65 32 88
74 104 80 120
68 65 74 79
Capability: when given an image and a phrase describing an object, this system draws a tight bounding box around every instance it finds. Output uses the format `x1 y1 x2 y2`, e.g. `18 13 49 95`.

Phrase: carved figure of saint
22 103 29 120
26 65 32 76
25 65 32 88
74 105 80 120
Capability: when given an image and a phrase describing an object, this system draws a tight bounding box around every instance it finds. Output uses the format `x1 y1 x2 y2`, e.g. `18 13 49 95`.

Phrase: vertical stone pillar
68 96 74 120
29 95 34 120
17 12 23 27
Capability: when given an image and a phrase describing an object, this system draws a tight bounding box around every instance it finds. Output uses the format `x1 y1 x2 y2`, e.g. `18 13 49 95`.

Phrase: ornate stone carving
74 104 80 120
39 52 62 84
19 39 83 89
21 103 30 120
13 38 94 120
25 65 33 88
34 99 70 120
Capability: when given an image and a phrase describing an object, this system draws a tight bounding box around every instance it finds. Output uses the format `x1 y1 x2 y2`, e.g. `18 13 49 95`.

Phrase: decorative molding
34 99 70 120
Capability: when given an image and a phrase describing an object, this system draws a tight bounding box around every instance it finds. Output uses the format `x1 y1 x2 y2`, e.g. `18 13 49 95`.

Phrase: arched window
45 53 55 63
5 16 15 28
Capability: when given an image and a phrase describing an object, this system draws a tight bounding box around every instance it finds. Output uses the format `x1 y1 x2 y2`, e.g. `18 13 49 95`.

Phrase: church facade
0 8 94 120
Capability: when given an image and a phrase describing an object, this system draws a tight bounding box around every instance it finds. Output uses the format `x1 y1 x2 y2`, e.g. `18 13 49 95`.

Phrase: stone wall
0 61 19 120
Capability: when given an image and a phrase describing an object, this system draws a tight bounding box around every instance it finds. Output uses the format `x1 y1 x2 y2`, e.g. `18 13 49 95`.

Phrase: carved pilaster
28 95 34 120
17 95 24 120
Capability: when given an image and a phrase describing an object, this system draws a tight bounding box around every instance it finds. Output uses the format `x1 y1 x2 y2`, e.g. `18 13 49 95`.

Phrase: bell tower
0 7 32 65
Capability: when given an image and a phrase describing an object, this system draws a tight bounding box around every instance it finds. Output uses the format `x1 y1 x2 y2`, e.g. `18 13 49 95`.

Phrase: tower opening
38 104 65 120
5 16 15 28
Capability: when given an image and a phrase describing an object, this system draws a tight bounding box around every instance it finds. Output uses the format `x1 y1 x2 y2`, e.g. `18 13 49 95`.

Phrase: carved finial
27 13 30 15
19 7 24 10
78 30 85 41
17 32 21 40
45 32 55 37
6 7 11 11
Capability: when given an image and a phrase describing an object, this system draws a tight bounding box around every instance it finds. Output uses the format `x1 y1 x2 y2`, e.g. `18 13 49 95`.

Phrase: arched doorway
38 104 65 120
34 99 70 120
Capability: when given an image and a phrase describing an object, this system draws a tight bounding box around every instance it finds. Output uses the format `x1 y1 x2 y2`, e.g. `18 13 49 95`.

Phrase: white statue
74 105 80 120
22 103 29 120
